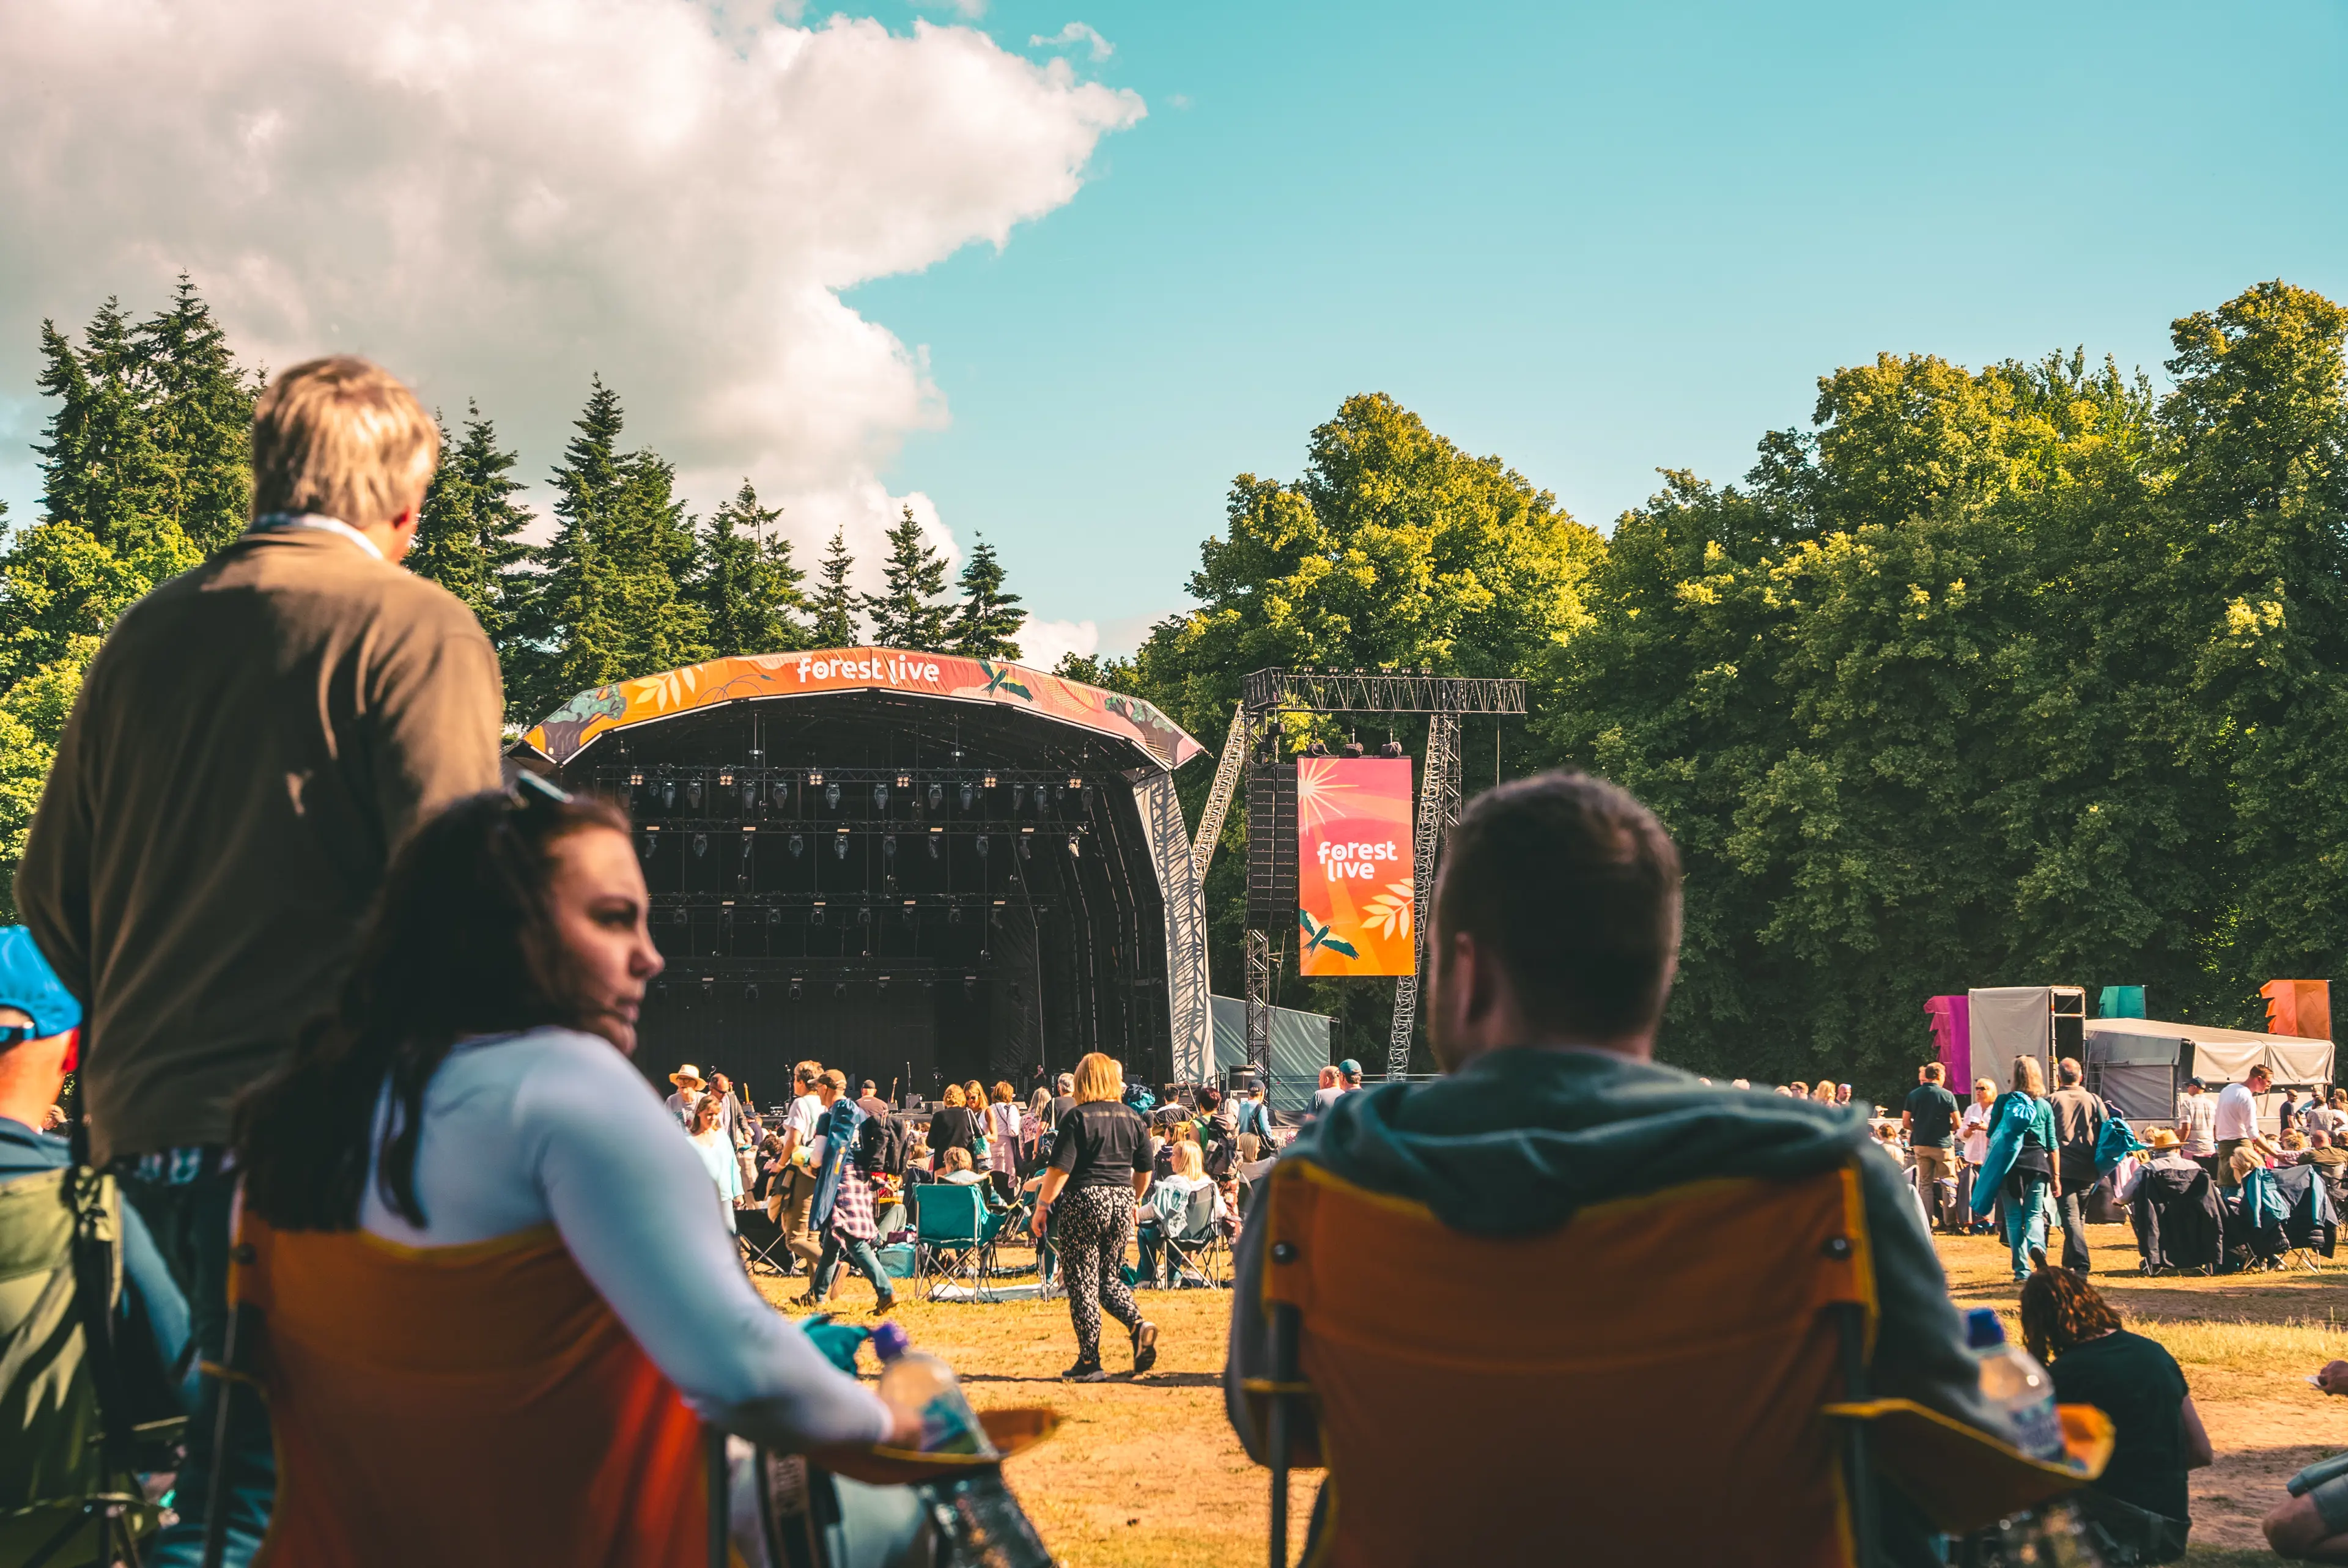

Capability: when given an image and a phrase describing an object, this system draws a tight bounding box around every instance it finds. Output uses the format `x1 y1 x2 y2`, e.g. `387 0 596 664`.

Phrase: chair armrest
1820 1399 2113 1534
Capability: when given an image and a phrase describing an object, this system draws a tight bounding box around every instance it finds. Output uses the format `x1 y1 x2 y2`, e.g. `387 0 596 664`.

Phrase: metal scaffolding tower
1190 668 1527 1091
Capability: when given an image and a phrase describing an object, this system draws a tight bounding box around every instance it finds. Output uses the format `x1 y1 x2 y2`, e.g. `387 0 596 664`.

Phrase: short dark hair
1922 1062 1945 1084
1434 771 1681 1040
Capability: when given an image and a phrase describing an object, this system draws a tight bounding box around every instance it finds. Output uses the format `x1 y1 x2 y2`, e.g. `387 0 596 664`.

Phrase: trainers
1132 1321 1159 1375
1061 1359 1107 1383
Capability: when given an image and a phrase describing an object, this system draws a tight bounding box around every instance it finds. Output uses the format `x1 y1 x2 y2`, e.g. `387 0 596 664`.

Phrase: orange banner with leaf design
1296 757 1416 976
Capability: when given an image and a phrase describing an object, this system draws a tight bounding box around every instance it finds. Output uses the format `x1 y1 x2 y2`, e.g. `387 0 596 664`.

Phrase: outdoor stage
513 649 1212 1107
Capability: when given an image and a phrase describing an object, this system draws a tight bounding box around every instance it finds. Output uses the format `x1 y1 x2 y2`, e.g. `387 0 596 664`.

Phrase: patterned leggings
1055 1183 1142 1363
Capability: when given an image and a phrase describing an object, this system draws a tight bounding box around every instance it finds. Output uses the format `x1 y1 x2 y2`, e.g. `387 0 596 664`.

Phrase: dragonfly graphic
1298 907 1360 959
978 659 1033 701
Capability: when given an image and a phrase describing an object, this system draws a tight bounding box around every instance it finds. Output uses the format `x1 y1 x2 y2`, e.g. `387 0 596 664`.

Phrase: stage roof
517 648 1207 773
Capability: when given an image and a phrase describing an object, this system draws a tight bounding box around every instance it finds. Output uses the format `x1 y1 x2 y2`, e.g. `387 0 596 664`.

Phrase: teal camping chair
909 1183 1013 1303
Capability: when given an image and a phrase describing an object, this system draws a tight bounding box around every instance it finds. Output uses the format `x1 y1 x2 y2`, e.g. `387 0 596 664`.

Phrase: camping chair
737 1207 793 1277
909 1184 1010 1303
1159 1184 1227 1290
1244 1157 2112 1568
0 1166 180 1568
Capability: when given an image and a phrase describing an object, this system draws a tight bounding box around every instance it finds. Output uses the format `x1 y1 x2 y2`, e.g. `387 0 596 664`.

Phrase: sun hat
0 927 80 1043
2147 1128 2182 1150
669 1063 705 1087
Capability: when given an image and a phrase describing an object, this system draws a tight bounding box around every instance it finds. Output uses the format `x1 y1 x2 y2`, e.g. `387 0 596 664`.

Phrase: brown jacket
17 529 503 1164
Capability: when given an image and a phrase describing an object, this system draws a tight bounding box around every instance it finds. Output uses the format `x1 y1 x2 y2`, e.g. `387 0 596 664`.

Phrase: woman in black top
1030 1051 1157 1382
2021 1260 2211 1562
925 1082 978 1168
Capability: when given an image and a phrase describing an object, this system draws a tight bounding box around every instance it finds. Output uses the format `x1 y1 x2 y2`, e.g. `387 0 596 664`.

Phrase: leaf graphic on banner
1363 879 1414 940
1297 908 1360 959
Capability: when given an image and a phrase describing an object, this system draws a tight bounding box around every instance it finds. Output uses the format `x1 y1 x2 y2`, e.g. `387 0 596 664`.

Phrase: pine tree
410 402 535 668
860 505 951 651
517 378 709 718
947 534 1025 659
692 481 809 657
809 526 861 647
133 275 255 555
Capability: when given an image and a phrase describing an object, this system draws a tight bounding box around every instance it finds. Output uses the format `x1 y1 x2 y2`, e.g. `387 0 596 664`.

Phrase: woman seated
1136 1141 1226 1287
234 784 918 1566
2021 1257 2210 1564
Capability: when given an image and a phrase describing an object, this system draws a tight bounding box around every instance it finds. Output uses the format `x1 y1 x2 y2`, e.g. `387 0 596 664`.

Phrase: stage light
772 779 791 809
789 977 803 1000
741 778 758 812
979 947 991 962
766 907 781 926
700 974 714 995
655 981 669 1000
639 830 657 860
693 833 707 858
896 774 912 791
1340 734 1364 759
963 973 976 993
1080 785 1096 816
811 903 827 925
744 982 760 1003
947 905 964 925
789 834 805 858
959 782 975 811
1010 784 1025 812
927 782 943 812
662 779 677 811
858 906 873 925
882 834 898 859
807 770 824 786
902 901 918 927
834 982 846 998
983 774 997 790
1018 834 1032 860
1067 834 1080 858
1067 776 1082 791
1379 737 1403 758
927 829 942 860
834 833 849 861
718 771 734 789
823 784 840 811
739 833 755 866
687 779 704 809
630 771 644 787
975 834 990 858
873 784 888 811
877 975 890 992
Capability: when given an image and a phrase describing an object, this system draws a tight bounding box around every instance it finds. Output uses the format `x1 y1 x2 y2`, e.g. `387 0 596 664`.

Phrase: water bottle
1965 1308 2063 1460
873 1322 997 1457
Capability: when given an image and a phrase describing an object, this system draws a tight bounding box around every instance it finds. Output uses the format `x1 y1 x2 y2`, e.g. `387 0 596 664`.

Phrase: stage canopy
514 649 1212 1101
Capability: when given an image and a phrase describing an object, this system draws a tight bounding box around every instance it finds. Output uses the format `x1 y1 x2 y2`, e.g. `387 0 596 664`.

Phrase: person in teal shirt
1970 1056 2061 1281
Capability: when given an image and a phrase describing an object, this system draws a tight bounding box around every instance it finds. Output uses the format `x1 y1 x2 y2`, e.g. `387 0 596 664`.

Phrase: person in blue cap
0 924 188 1405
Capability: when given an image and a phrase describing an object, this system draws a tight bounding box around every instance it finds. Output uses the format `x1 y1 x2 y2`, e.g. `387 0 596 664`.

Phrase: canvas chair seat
1247 1158 2110 1568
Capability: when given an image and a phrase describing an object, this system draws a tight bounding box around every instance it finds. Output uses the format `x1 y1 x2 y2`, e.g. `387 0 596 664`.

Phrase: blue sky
865 0 2348 649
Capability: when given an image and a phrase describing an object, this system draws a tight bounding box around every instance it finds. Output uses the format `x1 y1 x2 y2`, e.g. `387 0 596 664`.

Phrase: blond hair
993 1080 1016 1103
1812 1080 1836 1102
251 357 438 528
2010 1056 2047 1097
941 1083 966 1109
1172 1141 1203 1181
943 1146 973 1172
964 1081 986 1111
1072 1051 1123 1105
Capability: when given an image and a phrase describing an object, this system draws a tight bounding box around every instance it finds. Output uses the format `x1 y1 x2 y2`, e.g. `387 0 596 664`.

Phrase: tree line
5 276 2344 1094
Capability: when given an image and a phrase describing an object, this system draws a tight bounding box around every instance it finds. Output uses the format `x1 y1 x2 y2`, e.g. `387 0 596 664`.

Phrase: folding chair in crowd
1244 1157 2114 1568
1160 1183 1227 1289
910 1183 1010 1303
737 1207 793 1277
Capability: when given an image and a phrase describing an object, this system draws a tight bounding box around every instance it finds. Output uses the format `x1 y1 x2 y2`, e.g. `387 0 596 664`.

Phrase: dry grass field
760 1220 2348 1567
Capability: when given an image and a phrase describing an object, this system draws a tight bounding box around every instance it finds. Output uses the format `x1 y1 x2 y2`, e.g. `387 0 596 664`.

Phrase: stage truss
1194 669 1528 1084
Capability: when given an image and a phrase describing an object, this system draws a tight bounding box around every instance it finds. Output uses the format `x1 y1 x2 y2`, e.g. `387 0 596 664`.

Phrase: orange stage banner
1296 756 1416 977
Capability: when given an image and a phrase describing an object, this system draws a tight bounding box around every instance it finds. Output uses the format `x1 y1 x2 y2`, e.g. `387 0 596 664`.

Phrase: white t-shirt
2177 1094 2218 1155
1959 1102 1993 1163
2215 1083 2259 1142
357 1029 888 1449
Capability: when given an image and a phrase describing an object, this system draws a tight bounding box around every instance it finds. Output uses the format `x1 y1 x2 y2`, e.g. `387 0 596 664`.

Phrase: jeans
2054 1184 2094 1272
119 1166 274 1568
813 1230 894 1304
2003 1176 2050 1278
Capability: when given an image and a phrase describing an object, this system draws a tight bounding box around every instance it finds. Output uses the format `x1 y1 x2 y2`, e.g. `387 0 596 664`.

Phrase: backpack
1204 1135 1239 1180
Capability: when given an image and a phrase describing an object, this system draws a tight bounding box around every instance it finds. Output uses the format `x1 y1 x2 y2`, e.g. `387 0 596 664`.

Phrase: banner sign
1296 756 1416 976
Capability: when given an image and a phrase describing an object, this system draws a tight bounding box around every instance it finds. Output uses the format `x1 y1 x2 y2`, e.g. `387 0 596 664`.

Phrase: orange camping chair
1246 1158 2112 1568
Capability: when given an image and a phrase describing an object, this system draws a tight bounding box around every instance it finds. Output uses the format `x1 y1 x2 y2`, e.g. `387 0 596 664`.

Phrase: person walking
986 1080 1025 1205
2048 1058 2110 1273
1030 1051 1156 1382
800 1072 898 1315
685 1094 743 1228
1979 1056 2061 1282
1957 1078 1998 1234
770 1061 825 1274
1903 1062 1961 1232
15 356 503 1566
663 1064 706 1125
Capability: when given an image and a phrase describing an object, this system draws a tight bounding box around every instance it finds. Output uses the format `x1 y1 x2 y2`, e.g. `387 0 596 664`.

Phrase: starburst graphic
1294 756 1357 833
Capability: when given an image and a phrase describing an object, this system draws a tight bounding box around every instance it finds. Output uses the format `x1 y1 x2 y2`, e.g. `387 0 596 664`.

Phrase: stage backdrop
1295 756 1416 977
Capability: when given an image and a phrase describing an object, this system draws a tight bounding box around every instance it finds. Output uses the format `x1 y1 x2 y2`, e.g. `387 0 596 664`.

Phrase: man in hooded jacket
1222 771 2014 1562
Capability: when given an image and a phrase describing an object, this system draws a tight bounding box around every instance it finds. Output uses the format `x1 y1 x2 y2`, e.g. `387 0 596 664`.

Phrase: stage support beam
1244 927 1276 1086
1135 769 1213 1084
1386 710 1461 1078
1192 698 1248 884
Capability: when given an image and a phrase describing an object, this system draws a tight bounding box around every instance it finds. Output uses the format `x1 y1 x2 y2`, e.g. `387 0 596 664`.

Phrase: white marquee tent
2081 1016 2335 1125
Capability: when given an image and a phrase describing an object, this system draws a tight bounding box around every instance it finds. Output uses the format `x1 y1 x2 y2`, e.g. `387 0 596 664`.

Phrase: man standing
1222 773 2011 1559
772 1061 827 1273
2047 1058 2110 1272
1902 1063 1961 1232
664 1064 706 1125
15 356 502 1565
858 1079 892 1124
1048 1072 1076 1130
2177 1078 2218 1176
2215 1066 2271 1185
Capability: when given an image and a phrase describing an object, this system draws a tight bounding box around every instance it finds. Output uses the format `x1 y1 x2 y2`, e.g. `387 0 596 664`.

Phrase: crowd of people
4 347 2345 1566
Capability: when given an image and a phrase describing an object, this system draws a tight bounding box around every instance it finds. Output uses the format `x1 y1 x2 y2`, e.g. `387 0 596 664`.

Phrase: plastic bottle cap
872 1321 910 1361
1964 1307 2007 1350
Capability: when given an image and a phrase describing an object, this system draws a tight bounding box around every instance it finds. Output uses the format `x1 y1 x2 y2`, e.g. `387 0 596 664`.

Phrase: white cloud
1029 22 1113 62
0 1 1140 581
1016 615 1098 671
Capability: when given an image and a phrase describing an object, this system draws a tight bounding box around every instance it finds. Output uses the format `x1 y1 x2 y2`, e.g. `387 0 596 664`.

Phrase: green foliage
692 481 810 660
410 402 536 682
809 528 861 647
512 377 711 720
947 535 1025 660
860 506 952 651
